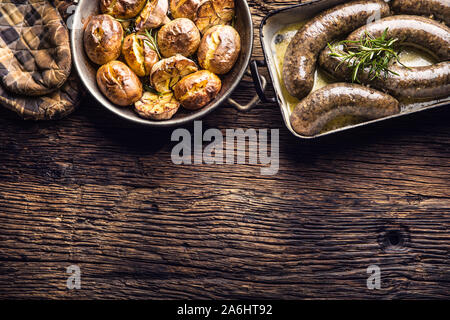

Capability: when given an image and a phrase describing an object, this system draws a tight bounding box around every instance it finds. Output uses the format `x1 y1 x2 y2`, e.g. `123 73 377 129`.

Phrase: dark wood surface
0 0 449 299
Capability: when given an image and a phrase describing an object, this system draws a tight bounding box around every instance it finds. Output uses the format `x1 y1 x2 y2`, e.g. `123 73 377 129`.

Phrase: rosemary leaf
143 83 163 96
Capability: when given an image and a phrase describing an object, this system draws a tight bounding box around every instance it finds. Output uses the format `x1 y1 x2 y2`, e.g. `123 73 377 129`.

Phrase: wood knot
379 225 409 252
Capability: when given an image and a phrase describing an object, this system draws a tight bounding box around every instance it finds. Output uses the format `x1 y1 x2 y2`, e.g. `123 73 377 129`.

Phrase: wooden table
0 0 449 300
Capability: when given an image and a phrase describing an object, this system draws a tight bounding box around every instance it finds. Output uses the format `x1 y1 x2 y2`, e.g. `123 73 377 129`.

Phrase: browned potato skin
195 0 235 33
135 92 180 120
97 61 143 106
135 0 169 31
157 18 201 58
100 0 147 19
198 25 241 75
84 15 124 65
150 54 199 93
173 70 222 110
170 0 205 20
122 33 160 77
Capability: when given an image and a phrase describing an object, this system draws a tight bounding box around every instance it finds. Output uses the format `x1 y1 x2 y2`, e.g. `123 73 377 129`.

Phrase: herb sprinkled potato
150 55 199 93
157 18 201 58
84 15 124 65
195 0 235 34
100 0 147 19
135 91 181 120
135 0 170 31
170 0 205 20
198 25 241 74
136 0 170 31
97 61 143 106
173 70 222 110
122 33 160 77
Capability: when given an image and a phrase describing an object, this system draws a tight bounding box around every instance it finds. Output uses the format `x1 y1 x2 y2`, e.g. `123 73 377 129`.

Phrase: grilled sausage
290 83 400 137
320 55 450 99
282 0 391 99
390 0 450 25
347 15 450 60
319 16 450 99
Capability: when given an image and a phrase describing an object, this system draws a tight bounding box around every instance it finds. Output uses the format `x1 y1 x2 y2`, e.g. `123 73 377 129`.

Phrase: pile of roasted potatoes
83 0 241 120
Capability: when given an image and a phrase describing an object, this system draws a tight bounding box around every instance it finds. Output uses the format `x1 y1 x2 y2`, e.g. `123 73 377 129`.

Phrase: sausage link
290 83 400 137
390 0 450 25
319 16 450 99
320 53 450 99
381 63 450 99
282 0 391 99
347 15 450 60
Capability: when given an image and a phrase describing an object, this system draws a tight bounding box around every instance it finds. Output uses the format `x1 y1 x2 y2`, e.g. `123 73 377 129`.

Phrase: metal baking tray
250 0 450 139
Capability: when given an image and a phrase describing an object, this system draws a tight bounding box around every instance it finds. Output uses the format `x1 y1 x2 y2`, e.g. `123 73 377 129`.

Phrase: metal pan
250 0 450 139
71 0 261 127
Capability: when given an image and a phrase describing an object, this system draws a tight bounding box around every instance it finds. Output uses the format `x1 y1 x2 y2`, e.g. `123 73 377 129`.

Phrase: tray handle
228 69 267 112
228 59 276 111
250 60 276 104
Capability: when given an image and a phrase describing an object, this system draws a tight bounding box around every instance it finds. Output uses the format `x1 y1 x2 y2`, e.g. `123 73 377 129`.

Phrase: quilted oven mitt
0 0 82 120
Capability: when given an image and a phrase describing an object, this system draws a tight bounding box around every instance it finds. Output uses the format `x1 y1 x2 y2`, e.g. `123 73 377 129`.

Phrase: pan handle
227 69 267 112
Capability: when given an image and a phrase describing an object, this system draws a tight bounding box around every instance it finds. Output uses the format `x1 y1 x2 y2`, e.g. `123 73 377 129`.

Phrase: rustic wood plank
0 0 449 299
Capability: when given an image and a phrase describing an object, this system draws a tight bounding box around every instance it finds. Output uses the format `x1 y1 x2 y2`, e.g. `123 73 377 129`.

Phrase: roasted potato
83 15 124 65
100 0 147 19
157 18 201 58
97 61 143 106
135 91 180 120
195 0 235 33
198 25 241 74
122 33 160 77
173 70 222 110
150 54 198 93
135 0 169 31
170 0 205 20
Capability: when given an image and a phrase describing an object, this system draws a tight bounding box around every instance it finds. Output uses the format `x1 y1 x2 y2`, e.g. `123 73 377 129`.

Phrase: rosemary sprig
143 29 162 59
143 83 163 96
116 18 135 35
231 15 237 28
327 28 408 83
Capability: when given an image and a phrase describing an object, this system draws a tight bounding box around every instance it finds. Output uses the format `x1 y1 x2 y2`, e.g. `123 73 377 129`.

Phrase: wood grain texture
0 0 449 299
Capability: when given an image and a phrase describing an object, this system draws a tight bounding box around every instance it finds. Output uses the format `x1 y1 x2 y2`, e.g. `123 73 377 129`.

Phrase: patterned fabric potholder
0 0 72 96
0 0 82 120
0 71 81 120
